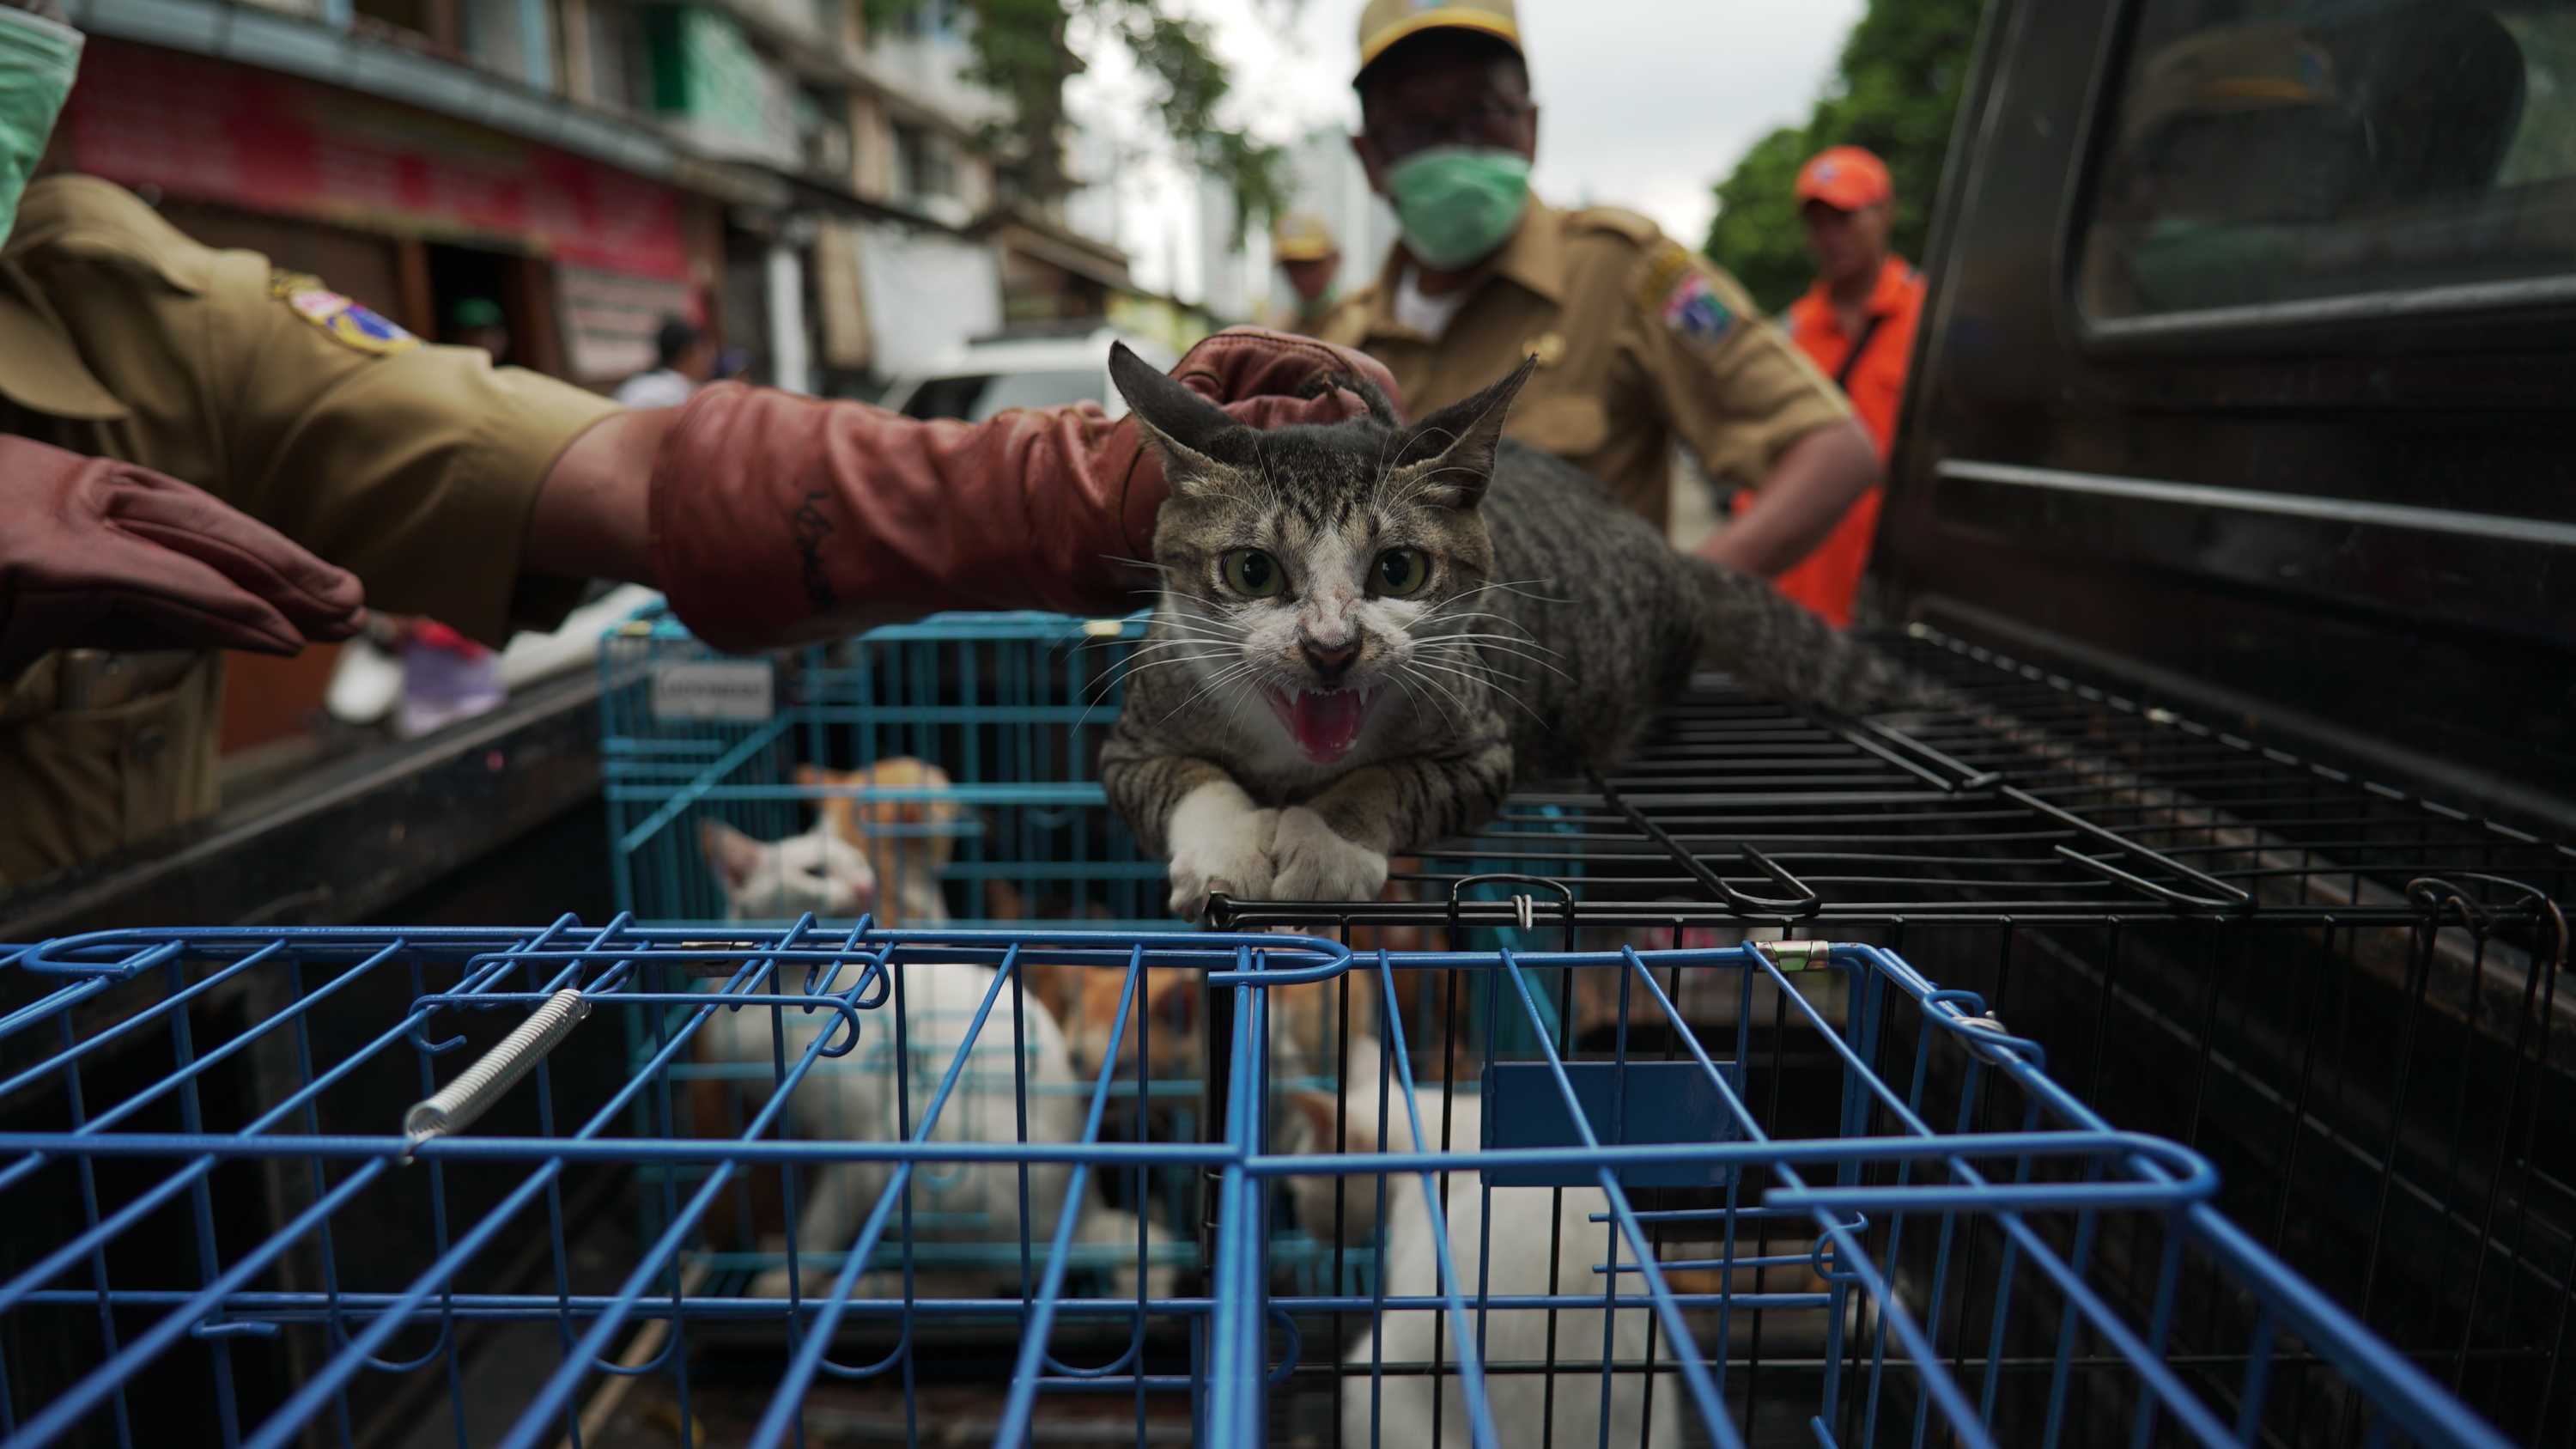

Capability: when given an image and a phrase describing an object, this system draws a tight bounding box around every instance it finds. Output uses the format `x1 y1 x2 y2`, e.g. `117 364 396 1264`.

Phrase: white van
876 324 1180 423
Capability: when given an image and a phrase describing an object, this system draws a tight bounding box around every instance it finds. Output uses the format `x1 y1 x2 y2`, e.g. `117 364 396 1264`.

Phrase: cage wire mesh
590 605 2572 1442
595 606 1617 1306
0 924 2520 1448
599 607 1163 931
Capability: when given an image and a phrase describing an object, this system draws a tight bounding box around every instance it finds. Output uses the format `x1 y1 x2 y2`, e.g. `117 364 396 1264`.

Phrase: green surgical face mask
0 6 80 245
1385 145 1530 271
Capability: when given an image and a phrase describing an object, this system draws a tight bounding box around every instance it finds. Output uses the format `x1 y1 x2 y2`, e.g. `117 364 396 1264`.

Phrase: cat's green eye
1374 547 1431 597
1222 549 1285 598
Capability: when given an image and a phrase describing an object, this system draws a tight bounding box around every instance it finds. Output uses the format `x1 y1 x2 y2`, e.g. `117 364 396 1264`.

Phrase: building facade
50 0 1152 399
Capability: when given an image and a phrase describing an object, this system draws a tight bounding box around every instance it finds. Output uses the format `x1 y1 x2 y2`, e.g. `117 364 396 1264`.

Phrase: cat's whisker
1435 577 1571 607
1419 638 1567 688
1251 431 1289 514
1077 648 1230 728
1150 616 1246 638
1393 662 1468 734
1121 636 1232 658
1415 623 1560 648
1382 667 1433 722
1418 631 1567 661
1157 659 1263 726
1197 666 1267 724
1419 630 1560 651
1409 612 1536 638
1135 634 1243 661
1455 648 1574 685
1429 577 1568 606
1139 621 1249 649
1401 655 1492 693
1421 655 1527 685
1410 656 1548 729
1095 649 1220 683
1365 417 1402 509
1103 651 1227 685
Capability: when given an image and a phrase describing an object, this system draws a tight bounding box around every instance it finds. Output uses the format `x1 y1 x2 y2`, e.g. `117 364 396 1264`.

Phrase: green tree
1704 0 1988 312
869 0 1294 236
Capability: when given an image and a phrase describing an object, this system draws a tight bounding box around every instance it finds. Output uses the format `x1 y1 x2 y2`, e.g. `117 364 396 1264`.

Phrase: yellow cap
1356 0 1522 78
1272 212 1339 262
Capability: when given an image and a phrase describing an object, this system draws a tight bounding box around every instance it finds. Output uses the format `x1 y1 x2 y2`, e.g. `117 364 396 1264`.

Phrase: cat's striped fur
1097 344 1925 917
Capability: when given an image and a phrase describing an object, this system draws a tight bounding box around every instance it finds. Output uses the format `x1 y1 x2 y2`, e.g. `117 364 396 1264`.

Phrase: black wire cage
2 612 2562 1448
1206 624 2573 1447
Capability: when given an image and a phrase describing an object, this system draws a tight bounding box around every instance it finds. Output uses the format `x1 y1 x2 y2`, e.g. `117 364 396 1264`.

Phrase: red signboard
60 40 692 282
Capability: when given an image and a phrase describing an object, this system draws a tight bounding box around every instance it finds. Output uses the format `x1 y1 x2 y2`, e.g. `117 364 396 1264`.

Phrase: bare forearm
1695 419 1879 578
523 407 669 586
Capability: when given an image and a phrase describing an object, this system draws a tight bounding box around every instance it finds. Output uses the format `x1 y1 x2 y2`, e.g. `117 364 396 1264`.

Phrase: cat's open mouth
1264 685 1377 764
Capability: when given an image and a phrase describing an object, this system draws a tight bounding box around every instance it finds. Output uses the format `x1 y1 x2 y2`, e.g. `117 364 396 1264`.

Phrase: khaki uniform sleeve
1314 288 1379 349
198 255 620 646
1623 240 1850 487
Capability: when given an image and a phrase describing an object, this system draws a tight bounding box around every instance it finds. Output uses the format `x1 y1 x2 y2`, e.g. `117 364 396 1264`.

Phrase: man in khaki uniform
0 175 622 885
0 174 1392 890
1271 211 1343 335
1318 0 1880 575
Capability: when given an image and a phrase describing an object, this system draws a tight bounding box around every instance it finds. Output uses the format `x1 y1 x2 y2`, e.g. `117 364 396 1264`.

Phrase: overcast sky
1071 0 1863 298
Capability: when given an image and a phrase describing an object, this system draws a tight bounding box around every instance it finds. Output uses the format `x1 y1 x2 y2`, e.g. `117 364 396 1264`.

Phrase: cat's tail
1686 557 1939 715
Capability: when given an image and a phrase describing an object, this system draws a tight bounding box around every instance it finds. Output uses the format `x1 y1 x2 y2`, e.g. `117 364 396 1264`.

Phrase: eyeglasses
1362 95 1535 161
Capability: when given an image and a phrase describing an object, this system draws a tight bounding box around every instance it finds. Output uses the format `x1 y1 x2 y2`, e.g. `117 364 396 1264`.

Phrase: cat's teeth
1266 685 1376 764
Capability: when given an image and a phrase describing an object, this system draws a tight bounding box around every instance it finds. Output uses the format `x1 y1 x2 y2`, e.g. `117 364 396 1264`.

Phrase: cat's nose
1301 638 1358 680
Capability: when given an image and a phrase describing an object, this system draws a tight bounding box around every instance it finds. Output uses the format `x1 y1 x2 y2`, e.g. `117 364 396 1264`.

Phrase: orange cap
1795 145 1893 211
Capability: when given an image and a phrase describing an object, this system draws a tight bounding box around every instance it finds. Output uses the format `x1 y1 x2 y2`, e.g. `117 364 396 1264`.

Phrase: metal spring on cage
402 988 591 1159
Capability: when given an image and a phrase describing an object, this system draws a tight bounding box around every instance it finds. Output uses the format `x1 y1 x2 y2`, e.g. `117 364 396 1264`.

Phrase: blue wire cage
595 606 1610 1305
0 922 2510 1448
595 604 1577 940
598 606 1165 929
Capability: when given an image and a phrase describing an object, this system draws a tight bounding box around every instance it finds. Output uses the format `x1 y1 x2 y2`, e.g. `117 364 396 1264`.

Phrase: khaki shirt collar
0 269 129 422
1489 199 1569 306
1354 198 1567 344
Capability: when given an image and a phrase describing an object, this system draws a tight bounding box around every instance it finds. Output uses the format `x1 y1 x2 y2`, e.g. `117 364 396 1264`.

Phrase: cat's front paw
1167 785 1280 920
1269 807 1389 902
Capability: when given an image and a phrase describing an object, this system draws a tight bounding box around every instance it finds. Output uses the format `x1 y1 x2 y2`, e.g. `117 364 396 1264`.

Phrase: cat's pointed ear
1109 341 1245 495
1394 355 1538 509
699 819 763 892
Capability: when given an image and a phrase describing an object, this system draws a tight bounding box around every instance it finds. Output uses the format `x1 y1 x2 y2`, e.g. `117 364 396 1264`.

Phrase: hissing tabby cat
1098 344 1925 918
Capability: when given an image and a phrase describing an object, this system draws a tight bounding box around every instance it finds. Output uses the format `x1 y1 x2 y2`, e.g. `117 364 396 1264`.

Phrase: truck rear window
2077 0 2576 325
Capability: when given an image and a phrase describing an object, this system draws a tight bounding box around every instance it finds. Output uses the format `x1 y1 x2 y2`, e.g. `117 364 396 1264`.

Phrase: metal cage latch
402 988 592 1159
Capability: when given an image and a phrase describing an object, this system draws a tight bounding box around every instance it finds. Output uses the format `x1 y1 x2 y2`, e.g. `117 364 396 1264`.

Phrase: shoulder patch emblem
1659 268 1735 345
271 269 418 356
1634 242 1693 312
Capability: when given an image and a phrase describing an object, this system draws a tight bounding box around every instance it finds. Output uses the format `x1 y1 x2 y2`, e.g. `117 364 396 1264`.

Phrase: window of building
894 119 957 203
461 0 535 82
353 0 453 50
894 0 958 40
2077 1 2576 326
582 0 649 112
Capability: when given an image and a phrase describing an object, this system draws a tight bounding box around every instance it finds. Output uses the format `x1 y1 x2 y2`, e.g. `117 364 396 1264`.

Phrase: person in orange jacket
1746 144 1929 628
